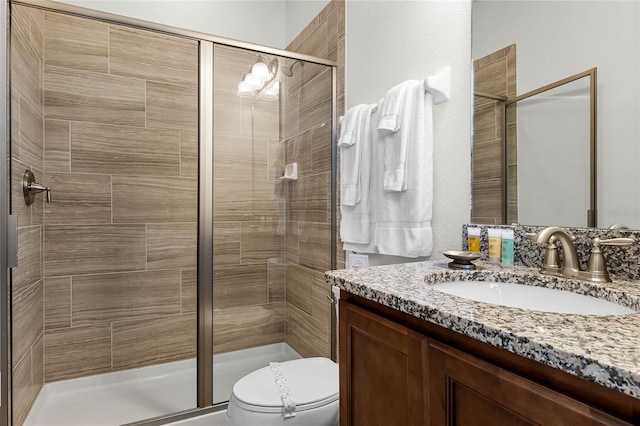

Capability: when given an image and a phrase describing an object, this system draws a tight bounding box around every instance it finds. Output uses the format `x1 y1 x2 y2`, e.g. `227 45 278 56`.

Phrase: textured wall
345 0 473 262
37 11 199 383
283 0 344 358
10 5 45 424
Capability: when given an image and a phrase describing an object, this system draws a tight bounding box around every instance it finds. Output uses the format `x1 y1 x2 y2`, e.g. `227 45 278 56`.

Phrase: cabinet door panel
340 301 426 426
428 341 632 426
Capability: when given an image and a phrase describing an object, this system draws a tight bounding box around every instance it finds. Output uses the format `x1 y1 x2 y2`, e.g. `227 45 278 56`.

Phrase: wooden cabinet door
340 300 427 426
427 341 632 426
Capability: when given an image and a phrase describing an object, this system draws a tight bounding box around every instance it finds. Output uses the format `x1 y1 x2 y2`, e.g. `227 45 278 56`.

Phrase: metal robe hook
23 169 51 205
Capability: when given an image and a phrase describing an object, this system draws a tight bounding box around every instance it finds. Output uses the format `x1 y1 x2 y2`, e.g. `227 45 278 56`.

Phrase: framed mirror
471 0 640 229
504 68 596 228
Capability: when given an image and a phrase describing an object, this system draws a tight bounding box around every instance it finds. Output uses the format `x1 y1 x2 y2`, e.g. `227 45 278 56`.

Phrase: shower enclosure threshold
24 343 301 426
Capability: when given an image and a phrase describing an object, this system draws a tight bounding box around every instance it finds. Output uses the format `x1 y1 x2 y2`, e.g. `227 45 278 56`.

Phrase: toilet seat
227 357 339 426
231 357 339 414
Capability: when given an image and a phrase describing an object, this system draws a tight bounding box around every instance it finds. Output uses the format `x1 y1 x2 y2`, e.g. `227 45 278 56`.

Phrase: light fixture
237 81 254 97
237 55 289 101
251 62 270 82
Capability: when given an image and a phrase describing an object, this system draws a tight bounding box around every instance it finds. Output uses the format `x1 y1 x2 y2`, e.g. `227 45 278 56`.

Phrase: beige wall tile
13 227 42 295
32 334 44 394
44 172 111 225
43 12 108 73
213 134 268 179
13 350 37 426
44 324 111 382
30 8 44 62
213 178 254 222
12 93 20 155
180 131 198 178
44 65 145 126
147 223 197 270
311 270 332 323
146 81 198 132
286 264 313 315
112 313 196 371
285 221 299 264
311 124 331 175
240 222 283 263
11 16 42 116
181 268 196 313
44 225 146 276
109 26 198 85
471 178 503 221
299 68 332 131
13 280 43 365
213 91 242 134
268 257 285 303
285 131 312 177
44 119 70 173
213 303 284 354
213 45 256 94
282 91 300 140
72 270 180 326
298 222 331 272
287 172 329 223
70 122 180 176
18 96 44 171
241 98 280 140
44 276 71 330
286 302 329 358
213 222 241 266
213 264 268 308
112 176 197 223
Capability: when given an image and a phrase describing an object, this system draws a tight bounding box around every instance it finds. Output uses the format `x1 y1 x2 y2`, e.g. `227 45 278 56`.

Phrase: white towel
376 85 434 257
377 80 417 133
380 80 422 192
339 104 368 206
340 103 377 244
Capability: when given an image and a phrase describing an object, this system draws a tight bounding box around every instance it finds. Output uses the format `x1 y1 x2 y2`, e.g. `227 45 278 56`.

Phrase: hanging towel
379 80 423 192
340 103 377 245
339 104 368 206
376 85 434 257
377 80 418 133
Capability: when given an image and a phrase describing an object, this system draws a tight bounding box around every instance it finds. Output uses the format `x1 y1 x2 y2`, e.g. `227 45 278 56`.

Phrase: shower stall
2 1 338 424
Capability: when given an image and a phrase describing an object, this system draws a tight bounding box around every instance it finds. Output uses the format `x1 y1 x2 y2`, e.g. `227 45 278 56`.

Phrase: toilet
227 357 339 425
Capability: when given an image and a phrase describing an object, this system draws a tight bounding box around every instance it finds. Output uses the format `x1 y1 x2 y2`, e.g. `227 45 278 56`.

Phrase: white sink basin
432 281 636 315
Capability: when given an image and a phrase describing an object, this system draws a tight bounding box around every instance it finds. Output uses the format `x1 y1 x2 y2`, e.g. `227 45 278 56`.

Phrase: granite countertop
325 260 640 399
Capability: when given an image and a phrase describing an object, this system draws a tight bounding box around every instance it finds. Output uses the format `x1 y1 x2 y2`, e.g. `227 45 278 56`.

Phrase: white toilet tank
227 357 339 426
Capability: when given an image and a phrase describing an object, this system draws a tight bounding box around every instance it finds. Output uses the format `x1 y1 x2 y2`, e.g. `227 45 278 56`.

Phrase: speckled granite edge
326 261 640 399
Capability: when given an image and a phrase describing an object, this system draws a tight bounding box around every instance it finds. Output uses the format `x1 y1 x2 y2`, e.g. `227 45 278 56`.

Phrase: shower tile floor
24 343 299 426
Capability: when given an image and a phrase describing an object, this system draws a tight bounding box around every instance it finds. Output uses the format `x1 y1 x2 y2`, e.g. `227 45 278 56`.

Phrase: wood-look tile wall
472 44 517 224
282 0 345 359
211 44 285 354
10 5 45 425
36 10 198 387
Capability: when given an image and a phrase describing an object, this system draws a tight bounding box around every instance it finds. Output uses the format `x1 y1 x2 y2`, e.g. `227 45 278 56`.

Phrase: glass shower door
211 43 335 404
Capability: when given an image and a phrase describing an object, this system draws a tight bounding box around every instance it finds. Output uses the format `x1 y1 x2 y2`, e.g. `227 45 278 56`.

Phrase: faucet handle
597 237 635 247
585 237 635 283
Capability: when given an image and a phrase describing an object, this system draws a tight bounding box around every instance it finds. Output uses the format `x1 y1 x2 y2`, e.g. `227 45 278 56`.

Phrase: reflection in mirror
472 0 640 229
506 72 594 228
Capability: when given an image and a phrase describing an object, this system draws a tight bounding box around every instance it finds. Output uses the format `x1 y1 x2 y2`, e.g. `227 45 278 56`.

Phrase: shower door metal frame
1 1 10 425
2 1 338 424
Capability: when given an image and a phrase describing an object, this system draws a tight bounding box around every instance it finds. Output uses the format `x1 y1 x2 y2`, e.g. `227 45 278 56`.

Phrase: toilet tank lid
232 357 338 408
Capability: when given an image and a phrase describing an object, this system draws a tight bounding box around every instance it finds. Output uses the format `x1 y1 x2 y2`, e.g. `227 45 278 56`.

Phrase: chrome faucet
532 226 635 283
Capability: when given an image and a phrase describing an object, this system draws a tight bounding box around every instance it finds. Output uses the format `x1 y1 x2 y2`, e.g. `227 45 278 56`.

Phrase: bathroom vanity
326 262 640 425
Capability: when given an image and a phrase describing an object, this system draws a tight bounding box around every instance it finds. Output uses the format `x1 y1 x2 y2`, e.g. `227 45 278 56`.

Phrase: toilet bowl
226 357 339 426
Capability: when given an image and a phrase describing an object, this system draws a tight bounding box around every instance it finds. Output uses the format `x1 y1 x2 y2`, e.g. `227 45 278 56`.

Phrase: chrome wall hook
23 169 51 205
